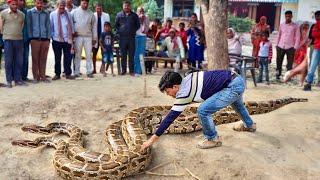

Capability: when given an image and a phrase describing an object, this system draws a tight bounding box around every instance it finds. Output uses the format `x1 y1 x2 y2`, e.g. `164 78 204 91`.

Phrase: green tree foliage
143 0 163 20
228 13 255 33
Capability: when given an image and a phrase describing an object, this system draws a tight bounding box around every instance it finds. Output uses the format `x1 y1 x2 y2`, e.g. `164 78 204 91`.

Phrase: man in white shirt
72 0 97 78
92 3 110 74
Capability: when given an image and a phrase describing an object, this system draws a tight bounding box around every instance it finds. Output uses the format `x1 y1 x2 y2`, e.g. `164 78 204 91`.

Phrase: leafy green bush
228 13 254 33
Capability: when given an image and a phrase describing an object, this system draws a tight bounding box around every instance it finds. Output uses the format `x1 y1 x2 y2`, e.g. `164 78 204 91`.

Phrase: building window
172 0 194 17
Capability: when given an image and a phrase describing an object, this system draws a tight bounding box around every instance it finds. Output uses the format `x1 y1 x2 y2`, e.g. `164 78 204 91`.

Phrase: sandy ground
0 46 320 180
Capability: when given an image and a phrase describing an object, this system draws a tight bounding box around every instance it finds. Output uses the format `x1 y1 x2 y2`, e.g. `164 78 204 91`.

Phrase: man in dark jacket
115 1 140 75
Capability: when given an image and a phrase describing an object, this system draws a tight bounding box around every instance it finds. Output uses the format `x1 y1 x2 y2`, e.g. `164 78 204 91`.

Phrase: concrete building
162 0 320 32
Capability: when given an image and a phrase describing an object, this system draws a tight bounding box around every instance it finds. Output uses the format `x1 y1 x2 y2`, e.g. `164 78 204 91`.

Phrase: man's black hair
285 10 292 15
166 18 173 24
315 11 320 17
104 21 111 27
123 0 130 5
158 71 182 92
261 30 269 38
191 13 197 17
179 22 185 27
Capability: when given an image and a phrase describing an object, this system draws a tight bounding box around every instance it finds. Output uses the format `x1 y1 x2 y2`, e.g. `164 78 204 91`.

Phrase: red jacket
176 29 188 49
312 21 320 49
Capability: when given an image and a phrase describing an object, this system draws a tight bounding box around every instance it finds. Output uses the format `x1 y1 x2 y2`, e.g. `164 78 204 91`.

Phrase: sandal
233 123 256 132
197 136 222 149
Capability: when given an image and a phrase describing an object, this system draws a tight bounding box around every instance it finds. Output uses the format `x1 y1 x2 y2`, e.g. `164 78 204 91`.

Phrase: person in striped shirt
140 70 256 150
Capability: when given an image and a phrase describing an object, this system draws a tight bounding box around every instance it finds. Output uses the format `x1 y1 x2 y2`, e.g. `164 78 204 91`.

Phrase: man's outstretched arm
140 110 182 151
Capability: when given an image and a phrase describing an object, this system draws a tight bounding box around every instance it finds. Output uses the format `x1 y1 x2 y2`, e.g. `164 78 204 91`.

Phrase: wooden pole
140 54 147 98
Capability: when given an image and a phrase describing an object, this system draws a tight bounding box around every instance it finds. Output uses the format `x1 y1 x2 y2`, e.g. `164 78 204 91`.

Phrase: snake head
11 139 39 148
21 125 50 134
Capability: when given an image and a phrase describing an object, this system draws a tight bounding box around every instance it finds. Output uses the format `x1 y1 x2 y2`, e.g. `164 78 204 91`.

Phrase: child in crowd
176 22 188 69
257 31 272 85
100 22 115 77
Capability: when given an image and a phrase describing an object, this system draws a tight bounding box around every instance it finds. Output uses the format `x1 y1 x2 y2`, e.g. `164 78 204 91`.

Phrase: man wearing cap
0 0 26 87
140 70 256 150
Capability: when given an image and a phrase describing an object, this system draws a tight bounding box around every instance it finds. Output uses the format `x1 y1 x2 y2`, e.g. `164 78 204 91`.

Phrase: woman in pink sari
283 22 310 86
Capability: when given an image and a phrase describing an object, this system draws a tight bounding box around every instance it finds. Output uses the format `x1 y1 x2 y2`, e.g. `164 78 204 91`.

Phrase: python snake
12 97 307 179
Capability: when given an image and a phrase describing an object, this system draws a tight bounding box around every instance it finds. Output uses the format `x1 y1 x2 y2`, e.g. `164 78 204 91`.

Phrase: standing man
134 6 149 76
18 0 30 82
115 1 140 76
92 3 110 74
0 0 25 87
303 11 320 91
50 0 74 80
27 0 51 83
66 0 77 13
72 0 96 78
276 11 300 80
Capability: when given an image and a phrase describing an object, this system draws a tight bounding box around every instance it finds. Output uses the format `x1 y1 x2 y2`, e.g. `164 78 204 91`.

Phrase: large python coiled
12 97 307 179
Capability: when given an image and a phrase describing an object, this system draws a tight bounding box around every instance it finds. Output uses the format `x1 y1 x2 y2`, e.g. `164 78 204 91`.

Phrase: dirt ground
0 46 320 179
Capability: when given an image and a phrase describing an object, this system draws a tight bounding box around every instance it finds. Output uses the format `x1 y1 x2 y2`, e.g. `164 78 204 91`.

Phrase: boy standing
257 31 272 85
99 22 114 77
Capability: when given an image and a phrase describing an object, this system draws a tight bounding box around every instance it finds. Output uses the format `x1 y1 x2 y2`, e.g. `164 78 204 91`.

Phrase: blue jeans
306 49 320 84
22 41 29 80
4 40 23 83
258 57 269 82
134 35 146 74
197 75 254 140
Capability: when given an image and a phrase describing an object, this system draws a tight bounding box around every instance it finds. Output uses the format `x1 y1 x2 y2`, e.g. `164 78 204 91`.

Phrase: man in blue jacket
141 70 256 150
115 1 140 76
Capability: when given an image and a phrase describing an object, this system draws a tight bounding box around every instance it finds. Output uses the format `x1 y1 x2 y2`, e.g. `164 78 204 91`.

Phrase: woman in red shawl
283 22 310 86
251 16 271 66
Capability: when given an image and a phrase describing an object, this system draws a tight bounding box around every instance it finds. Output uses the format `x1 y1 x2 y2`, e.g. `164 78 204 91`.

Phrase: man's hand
140 135 159 153
92 40 97 45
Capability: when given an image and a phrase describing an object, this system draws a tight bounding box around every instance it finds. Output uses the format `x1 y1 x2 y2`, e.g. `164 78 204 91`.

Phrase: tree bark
201 0 229 70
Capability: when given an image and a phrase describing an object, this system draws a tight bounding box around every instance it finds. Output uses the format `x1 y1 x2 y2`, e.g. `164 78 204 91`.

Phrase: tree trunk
201 0 229 70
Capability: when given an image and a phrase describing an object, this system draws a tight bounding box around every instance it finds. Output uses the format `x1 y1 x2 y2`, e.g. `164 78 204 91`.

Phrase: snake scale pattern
12 97 307 179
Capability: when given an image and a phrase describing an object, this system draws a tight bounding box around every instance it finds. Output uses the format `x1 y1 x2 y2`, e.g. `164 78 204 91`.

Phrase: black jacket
115 11 140 38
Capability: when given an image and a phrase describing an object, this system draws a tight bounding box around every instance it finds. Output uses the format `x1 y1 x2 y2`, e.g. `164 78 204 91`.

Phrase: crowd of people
228 10 320 90
0 0 319 91
0 0 207 88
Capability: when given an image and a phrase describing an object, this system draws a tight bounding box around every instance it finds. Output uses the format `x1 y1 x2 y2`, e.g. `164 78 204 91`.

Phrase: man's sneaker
87 73 94 78
303 83 311 91
66 75 75 80
233 122 256 132
197 136 222 149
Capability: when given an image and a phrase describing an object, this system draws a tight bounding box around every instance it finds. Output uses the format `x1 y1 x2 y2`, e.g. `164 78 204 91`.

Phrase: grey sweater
71 7 97 40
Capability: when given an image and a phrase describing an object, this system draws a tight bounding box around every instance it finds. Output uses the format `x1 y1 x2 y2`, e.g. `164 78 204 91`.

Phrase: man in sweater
27 0 51 83
92 3 110 74
0 0 26 87
140 70 256 151
72 0 97 78
115 1 140 76
303 11 320 91
276 11 300 80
